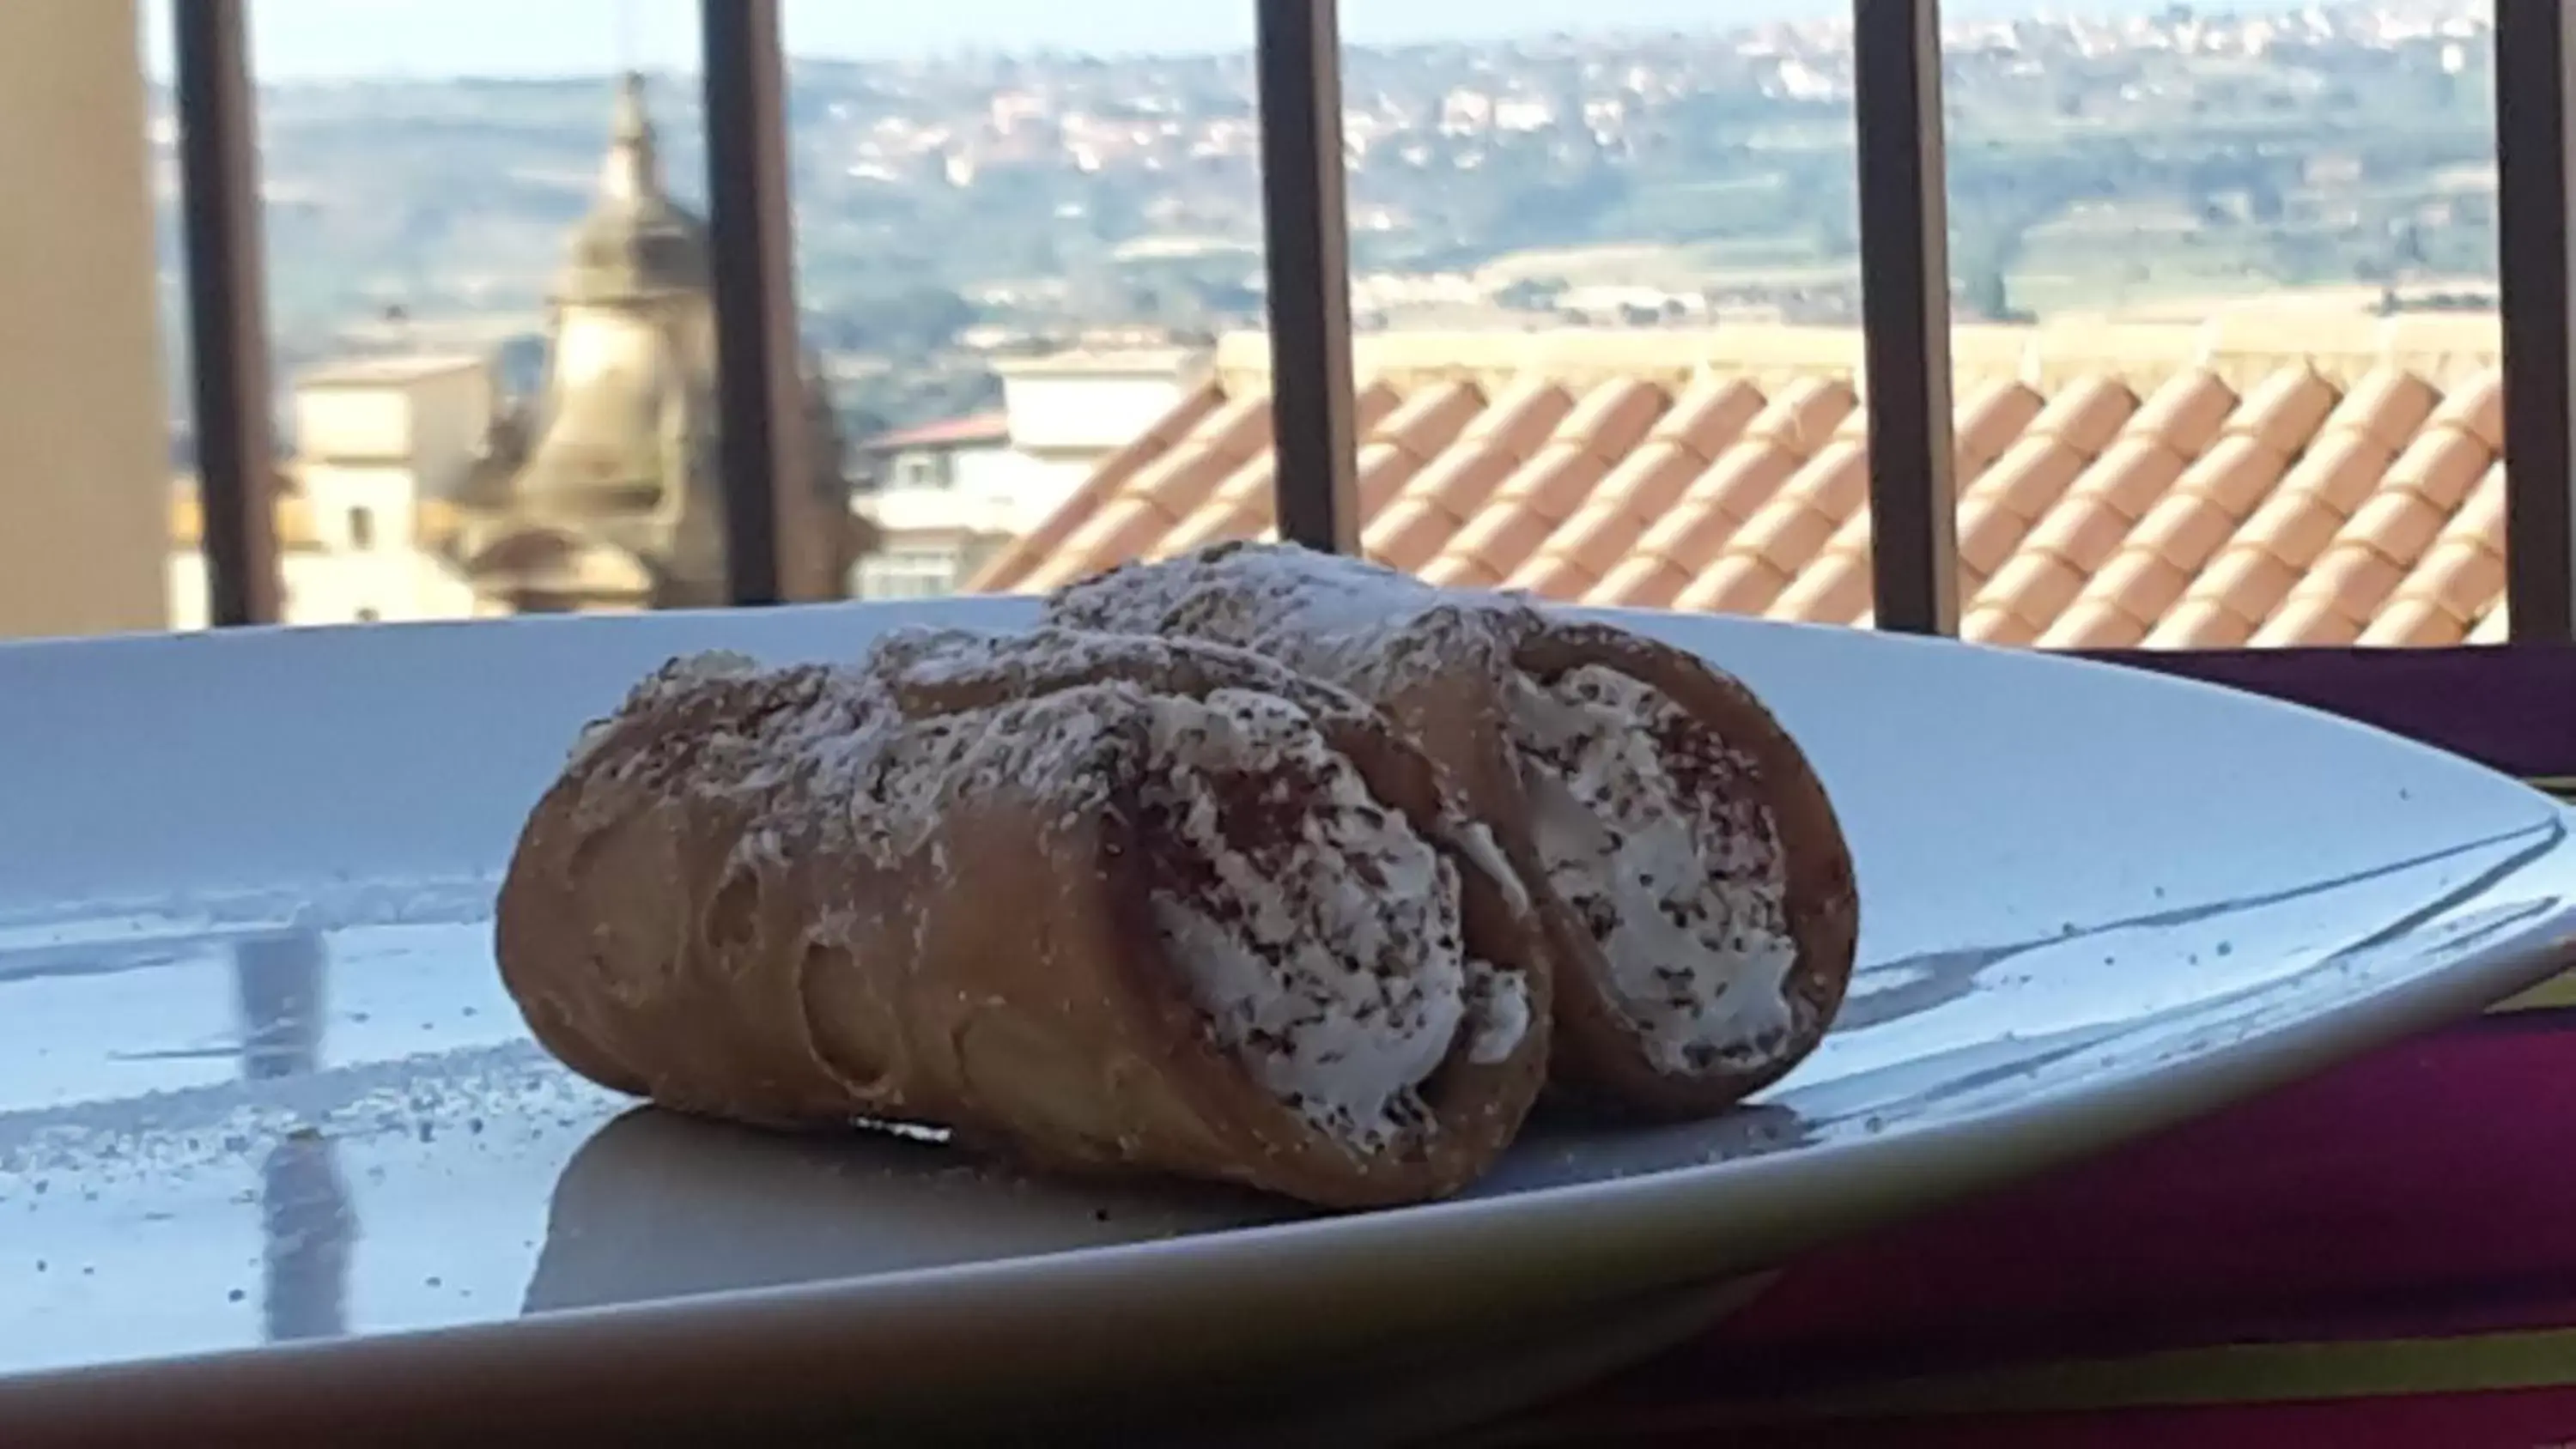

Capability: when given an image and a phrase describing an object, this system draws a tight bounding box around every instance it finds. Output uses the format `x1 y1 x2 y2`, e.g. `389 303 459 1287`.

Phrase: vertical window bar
2496 0 2576 646
1255 0 1361 555
173 0 282 627
1851 0 1959 636
702 0 810 606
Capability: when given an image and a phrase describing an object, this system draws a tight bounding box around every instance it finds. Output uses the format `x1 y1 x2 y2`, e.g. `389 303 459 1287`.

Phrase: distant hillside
152 2 2495 437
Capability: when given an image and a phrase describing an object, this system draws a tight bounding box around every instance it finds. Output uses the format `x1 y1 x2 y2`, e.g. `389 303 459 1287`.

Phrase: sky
144 0 2287 82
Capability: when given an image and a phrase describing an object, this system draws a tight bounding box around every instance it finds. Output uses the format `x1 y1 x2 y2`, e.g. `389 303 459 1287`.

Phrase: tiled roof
967 316 2518 648
860 409 1012 452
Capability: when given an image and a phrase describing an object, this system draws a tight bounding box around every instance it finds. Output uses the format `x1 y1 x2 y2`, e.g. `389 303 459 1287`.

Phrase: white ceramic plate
2 601 2573 1446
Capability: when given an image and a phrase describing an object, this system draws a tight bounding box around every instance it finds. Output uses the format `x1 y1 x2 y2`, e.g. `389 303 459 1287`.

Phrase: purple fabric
1493 1010 2576 1445
1686 1008 2576 1382
1522 1391 2576 1448
2078 646 2576 779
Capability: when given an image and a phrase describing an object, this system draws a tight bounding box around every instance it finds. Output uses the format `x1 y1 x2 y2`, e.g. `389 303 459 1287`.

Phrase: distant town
149 0 2496 452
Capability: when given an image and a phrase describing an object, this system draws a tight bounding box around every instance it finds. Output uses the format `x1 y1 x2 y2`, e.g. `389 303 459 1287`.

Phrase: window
346 506 376 550
891 452 954 490
856 548 960 600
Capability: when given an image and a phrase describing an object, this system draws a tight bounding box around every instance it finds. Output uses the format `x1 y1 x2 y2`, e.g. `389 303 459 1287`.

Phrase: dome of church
553 73 711 306
458 72 868 610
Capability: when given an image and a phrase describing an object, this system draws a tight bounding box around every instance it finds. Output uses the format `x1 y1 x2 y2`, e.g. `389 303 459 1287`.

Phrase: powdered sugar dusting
569 648 762 767
879 620 1539 919
1048 541 1540 706
571 652 1133 881
1510 665 1795 1074
872 621 1351 718
1135 686 1522 1149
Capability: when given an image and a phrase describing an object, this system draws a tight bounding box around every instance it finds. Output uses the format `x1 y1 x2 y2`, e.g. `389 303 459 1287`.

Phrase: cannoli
1046 542 1857 1118
494 627 1552 1208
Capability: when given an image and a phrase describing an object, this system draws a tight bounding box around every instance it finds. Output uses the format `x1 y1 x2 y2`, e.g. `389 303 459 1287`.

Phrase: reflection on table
233 930 353 1343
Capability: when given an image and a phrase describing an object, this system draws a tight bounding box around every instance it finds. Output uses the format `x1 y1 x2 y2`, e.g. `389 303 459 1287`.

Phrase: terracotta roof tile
1154 383 1406 561
1966 372 2234 645
1364 378 1577 573
1501 377 1764 599
1585 378 1856 609
1420 379 1668 587
1955 379 2049 476
1771 500 1874 626
2033 369 2339 648
969 383 1222 592
973 324 2525 651
1672 411 1868 615
1013 392 1274 594
861 409 1011 452
1954 376 2139 588
2135 368 2443 648
2361 463 2508 646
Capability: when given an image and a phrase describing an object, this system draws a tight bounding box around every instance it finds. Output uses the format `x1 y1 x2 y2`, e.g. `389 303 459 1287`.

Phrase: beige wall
167 548 482 633
295 359 498 496
0 0 169 638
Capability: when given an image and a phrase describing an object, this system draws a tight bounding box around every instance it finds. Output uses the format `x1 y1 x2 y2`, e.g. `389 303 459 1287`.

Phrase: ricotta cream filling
1139 688 1528 1149
1508 665 1795 1075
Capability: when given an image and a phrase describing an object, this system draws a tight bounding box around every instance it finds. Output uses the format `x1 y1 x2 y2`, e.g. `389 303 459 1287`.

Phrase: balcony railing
171 0 2576 675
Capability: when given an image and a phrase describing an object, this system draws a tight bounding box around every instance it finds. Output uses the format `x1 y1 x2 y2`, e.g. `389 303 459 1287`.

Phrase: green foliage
805 285 976 355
